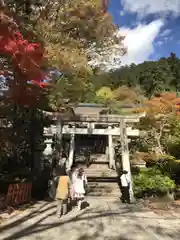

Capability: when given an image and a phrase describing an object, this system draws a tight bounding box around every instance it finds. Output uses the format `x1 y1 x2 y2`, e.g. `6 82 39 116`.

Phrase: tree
138 61 173 97
37 0 125 106
138 92 176 155
0 0 125 173
167 52 180 91
95 86 114 103
114 85 144 104
101 53 178 98
35 0 120 71
0 2 51 172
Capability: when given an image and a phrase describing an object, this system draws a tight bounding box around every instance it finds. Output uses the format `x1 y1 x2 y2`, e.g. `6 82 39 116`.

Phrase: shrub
133 167 176 198
166 136 180 158
136 153 180 183
156 155 180 182
133 152 158 167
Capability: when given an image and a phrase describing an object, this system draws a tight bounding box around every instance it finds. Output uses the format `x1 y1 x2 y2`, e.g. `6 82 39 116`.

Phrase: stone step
85 195 120 200
85 167 110 172
88 187 120 193
75 154 107 160
88 187 120 192
85 170 117 175
77 163 110 169
90 154 107 162
87 176 118 182
87 191 121 197
88 181 120 188
88 183 120 192
75 154 109 165
85 167 112 171
85 171 118 177
74 159 120 198
87 191 120 197
86 173 118 178
87 182 121 197
84 167 117 173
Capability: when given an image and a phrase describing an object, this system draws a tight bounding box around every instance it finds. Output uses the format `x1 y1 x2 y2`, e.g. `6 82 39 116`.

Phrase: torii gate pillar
120 119 134 203
108 126 115 169
67 126 75 170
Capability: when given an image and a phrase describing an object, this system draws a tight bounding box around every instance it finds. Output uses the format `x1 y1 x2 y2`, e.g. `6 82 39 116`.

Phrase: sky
108 0 180 66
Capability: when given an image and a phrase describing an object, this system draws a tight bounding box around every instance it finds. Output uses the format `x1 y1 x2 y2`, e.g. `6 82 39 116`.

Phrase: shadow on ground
0 199 180 240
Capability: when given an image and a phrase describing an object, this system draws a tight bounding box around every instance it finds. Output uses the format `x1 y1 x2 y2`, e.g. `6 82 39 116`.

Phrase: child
73 168 86 210
68 167 77 208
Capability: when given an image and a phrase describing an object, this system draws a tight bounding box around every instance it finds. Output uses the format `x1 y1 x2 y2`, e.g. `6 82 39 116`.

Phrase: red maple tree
0 11 48 88
0 0 110 105
0 8 50 106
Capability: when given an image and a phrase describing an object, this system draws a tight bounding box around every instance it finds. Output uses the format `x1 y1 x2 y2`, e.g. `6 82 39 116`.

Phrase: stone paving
0 197 180 240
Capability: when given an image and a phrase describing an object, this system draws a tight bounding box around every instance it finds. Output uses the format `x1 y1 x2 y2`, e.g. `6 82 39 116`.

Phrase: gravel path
0 197 180 240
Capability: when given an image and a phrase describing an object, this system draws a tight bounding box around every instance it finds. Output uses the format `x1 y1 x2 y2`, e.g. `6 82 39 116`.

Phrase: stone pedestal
43 139 53 159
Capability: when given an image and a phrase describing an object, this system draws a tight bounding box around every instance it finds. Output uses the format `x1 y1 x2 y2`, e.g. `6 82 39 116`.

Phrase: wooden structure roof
73 103 109 116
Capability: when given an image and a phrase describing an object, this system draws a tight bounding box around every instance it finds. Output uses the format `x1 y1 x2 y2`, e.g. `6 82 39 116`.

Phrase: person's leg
62 199 68 215
121 187 126 203
69 197 74 210
126 187 130 204
73 198 77 207
56 199 62 217
85 156 89 167
77 199 82 210
123 187 130 203
87 154 91 167
70 187 75 208
67 197 70 211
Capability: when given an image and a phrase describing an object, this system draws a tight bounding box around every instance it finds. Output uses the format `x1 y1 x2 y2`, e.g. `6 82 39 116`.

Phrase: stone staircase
78 154 121 198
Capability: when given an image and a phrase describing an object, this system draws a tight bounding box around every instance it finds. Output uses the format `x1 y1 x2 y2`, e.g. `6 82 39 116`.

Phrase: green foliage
136 114 180 160
155 155 180 179
94 53 180 98
133 168 176 198
167 53 180 90
166 137 180 158
0 102 50 173
95 86 114 103
135 153 180 184
165 116 180 158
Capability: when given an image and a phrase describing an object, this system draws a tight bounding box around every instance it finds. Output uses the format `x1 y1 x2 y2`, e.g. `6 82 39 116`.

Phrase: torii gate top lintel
44 112 145 137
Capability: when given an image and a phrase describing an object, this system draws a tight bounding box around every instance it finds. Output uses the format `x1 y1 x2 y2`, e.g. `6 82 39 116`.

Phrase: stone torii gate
44 113 145 202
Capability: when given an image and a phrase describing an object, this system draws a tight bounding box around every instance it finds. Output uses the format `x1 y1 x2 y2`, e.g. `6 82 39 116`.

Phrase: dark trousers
121 186 130 203
85 155 91 167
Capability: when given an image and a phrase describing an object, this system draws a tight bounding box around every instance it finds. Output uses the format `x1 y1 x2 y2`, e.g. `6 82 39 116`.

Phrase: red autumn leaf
0 13 45 89
4 39 19 53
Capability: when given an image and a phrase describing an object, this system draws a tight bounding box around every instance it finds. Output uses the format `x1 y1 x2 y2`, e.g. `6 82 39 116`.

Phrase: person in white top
73 168 86 210
120 170 130 203
69 167 78 206
72 168 78 183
